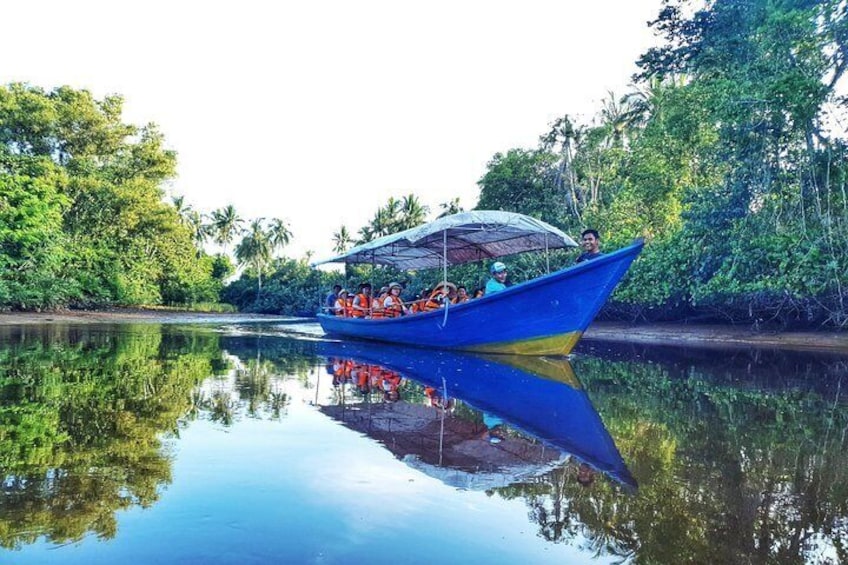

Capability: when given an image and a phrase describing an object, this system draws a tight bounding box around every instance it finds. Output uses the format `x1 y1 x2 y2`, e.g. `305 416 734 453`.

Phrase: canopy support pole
442 229 449 327
438 376 448 467
545 234 550 274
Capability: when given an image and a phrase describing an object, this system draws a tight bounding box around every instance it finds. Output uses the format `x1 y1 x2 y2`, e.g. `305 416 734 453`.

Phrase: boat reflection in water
316 341 636 491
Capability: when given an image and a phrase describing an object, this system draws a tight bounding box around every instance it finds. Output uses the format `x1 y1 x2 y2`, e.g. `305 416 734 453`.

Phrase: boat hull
318 240 643 356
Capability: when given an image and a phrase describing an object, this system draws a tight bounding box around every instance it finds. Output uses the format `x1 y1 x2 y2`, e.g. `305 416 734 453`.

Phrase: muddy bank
0 309 294 326
0 310 845 352
582 321 848 352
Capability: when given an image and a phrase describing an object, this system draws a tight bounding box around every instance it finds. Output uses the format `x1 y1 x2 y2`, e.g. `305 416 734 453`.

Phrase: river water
1 321 846 564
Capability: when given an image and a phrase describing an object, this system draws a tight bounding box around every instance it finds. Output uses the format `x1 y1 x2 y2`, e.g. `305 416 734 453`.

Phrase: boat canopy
311 211 578 270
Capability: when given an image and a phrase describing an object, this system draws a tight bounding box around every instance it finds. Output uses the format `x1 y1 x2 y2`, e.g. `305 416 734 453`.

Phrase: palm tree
332 225 352 253
211 204 245 254
172 197 212 255
235 358 273 417
384 197 402 230
268 218 292 254
370 207 392 238
437 197 463 218
600 90 649 149
235 219 273 299
187 210 211 252
541 115 584 220
172 195 192 223
621 76 668 129
357 224 374 243
400 194 429 228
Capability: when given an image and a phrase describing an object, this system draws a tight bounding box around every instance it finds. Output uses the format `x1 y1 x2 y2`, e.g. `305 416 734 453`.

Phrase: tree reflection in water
489 348 848 564
0 325 216 549
0 325 318 550
189 334 319 424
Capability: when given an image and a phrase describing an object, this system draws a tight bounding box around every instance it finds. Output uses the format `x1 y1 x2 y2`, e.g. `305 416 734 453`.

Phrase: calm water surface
1 322 846 564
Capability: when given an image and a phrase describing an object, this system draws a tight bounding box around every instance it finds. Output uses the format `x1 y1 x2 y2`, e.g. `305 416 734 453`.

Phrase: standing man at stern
575 229 603 263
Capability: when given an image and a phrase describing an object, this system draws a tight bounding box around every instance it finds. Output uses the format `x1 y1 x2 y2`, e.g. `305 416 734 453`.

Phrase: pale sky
4 0 662 260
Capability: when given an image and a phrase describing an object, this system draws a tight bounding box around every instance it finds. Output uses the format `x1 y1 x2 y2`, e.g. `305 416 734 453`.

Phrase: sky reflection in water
1 322 846 564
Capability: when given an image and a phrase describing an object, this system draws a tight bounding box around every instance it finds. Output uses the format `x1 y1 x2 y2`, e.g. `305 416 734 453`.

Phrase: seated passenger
424 386 454 411
325 284 342 314
371 286 390 319
353 364 371 394
331 358 354 386
472 287 485 299
484 261 509 294
455 285 469 303
422 282 456 312
382 372 402 402
333 289 351 316
410 288 431 314
382 282 409 317
351 283 373 318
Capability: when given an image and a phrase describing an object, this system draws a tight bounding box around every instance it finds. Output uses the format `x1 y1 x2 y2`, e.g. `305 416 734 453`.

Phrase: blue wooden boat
317 340 636 489
313 211 643 356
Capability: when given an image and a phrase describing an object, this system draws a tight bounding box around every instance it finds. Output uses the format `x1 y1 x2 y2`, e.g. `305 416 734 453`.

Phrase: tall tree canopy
473 0 848 327
0 83 219 308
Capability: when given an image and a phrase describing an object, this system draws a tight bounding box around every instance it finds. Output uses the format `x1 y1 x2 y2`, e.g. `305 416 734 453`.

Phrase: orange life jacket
422 289 447 312
383 296 405 317
356 365 370 389
369 365 385 388
351 293 372 318
371 295 387 319
334 297 351 317
383 372 401 390
332 359 354 385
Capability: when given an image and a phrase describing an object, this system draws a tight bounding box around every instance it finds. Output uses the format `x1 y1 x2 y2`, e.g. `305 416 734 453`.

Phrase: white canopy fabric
311 211 578 270
402 453 570 491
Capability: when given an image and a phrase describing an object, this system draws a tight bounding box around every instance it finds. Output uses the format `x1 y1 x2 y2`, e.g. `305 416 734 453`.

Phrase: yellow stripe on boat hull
465 331 583 356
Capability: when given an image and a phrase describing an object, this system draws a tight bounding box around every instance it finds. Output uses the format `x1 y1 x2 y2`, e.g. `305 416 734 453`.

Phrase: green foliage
467 0 848 327
0 167 77 309
0 83 221 311
224 257 326 314
476 148 566 227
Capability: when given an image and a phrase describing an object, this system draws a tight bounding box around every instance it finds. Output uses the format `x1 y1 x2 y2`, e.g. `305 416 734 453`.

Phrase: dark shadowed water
1 322 846 564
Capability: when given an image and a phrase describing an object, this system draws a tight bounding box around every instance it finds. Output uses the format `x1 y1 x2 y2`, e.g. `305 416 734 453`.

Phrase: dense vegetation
475 0 848 327
0 85 298 311
3 0 846 328
0 85 224 308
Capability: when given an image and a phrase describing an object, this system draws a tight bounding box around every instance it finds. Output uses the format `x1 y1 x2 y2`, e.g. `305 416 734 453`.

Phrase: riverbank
0 310 845 352
0 309 293 325
582 321 848 352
